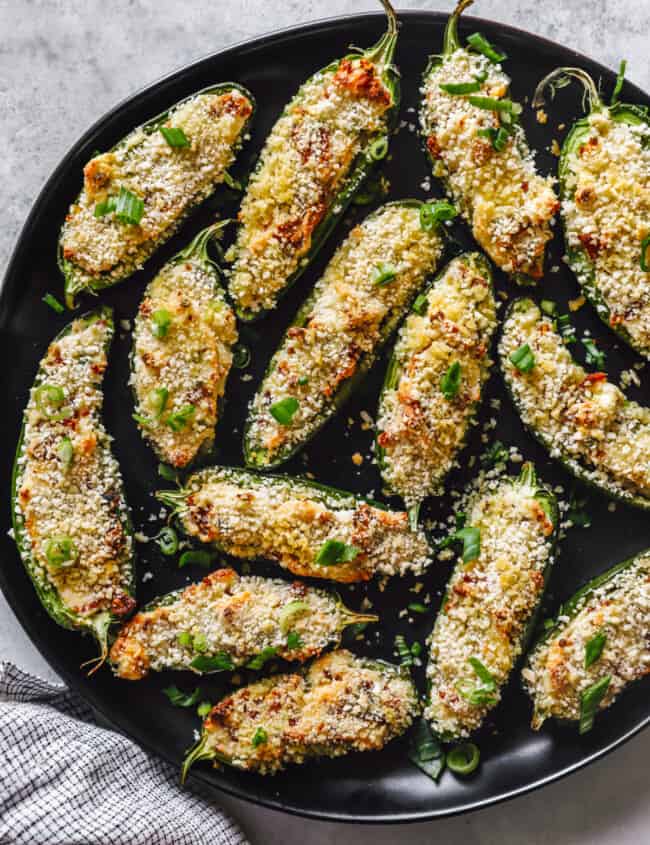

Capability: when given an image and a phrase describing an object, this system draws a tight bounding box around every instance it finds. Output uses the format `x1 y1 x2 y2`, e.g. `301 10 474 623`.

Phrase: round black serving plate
1 9 648 824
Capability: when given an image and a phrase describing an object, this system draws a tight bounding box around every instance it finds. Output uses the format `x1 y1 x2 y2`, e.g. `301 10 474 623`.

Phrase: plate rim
1 8 648 824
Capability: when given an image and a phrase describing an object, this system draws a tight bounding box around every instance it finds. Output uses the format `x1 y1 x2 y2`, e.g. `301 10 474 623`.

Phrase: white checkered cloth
0 662 248 845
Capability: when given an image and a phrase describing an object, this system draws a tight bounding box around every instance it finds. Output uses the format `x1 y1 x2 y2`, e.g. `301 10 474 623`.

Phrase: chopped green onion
540 300 557 316
477 126 510 151
373 263 397 287
481 440 508 467
412 293 429 316
556 313 576 345
162 685 202 707
298 375 309 386
286 631 304 650
94 197 116 218
34 384 66 418
151 309 172 339
468 657 496 689
192 633 208 653
246 646 278 670
114 186 144 225
57 436 74 469
232 343 251 369
641 235 650 271
368 136 389 161
132 413 152 428
43 536 78 568
419 200 458 231
584 630 607 669
410 641 422 657
467 32 507 63
147 387 169 419
440 80 482 95
440 361 461 400
160 126 190 147
269 397 299 425
468 96 520 114
456 526 480 563
610 59 627 106
509 344 535 373
156 526 178 556
165 404 195 432
582 337 605 369
223 171 242 190
197 701 213 719
252 727 268 747
394 634 414 667
447 742 480 775
179 550 216 569
190 652 234 673
177 631 193 648
42 293 65 314
315 539 360 567
408 719 446 781
278 600 310 633
407 602 427 614
158 463 178 483
579 675 611 734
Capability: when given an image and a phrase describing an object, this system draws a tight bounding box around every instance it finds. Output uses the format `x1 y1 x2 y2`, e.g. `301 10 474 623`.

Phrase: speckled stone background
1 1 648 843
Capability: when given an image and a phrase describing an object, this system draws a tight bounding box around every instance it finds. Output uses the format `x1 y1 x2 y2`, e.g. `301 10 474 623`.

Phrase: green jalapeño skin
225 0 401 321
534 64 650 359
59 83 254 307
11 308 136 671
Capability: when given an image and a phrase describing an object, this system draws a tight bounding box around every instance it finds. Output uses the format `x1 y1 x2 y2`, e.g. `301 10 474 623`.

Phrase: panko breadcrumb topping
421 49 558 279
198 649 419 774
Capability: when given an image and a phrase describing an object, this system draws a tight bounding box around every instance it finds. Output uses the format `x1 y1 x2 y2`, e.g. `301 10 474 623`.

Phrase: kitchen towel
0 661 248 845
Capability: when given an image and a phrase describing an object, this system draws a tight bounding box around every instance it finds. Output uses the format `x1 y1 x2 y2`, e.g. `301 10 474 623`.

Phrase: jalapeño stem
532 67 603 114
444 0 475 56
177 219 231 264
364 0 398 70
180 734 213 785
80 610 112 676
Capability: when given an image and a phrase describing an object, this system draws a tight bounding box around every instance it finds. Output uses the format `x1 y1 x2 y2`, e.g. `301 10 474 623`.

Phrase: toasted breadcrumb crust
14 314 133 624
200 649 419 774
425 471 555 739
245 203 443 464
421 49 558 279
61 89 252 294
377 254 496 508
131 253 237 467
562 111 650 356
500 300 650 504
110 568 369 679
524 554 650 727
172 469 431 583
226 58 393 316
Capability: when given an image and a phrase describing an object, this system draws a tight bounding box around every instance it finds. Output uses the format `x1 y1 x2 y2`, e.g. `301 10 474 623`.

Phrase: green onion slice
162 685 202 707
467 32 507 63
197 701 212 719
232 343 251 369
42 293 65 314
315 539 360 567
509 343 535 373
477 126 510 151
611 59 627 106
579 675 611 734
412 293 429 316
278 600 310 633
582 337 605 369
368 136 389 161
584 630 607 669
407 602 427 614
447 742 481 775
223 171 242 191
177 631 193 648
468 96 520 114
165 404 195 432
408 719 446 781
394 634 414 667
94 198 116 218
132 413 152 428
641 235 650 271
297 375 309 386
114 186 144 225
192 633 208 653
540 300 557 316
440 361 462 400
43 535 78 568
190 652 234 673
456 526 481 563
151 309 172 339
252 727 268 747
440 80 482 95
419 200 458 231
158 463 178 483
160 126 190 148
156 526 178 556
57 436 74 469
286 631 304 650
269 397 299 426
373 263 397 287
147 387 169 419
246 646 278 670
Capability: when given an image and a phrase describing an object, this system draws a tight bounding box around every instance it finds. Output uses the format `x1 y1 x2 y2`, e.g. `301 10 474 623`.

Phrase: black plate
1 10 648 824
